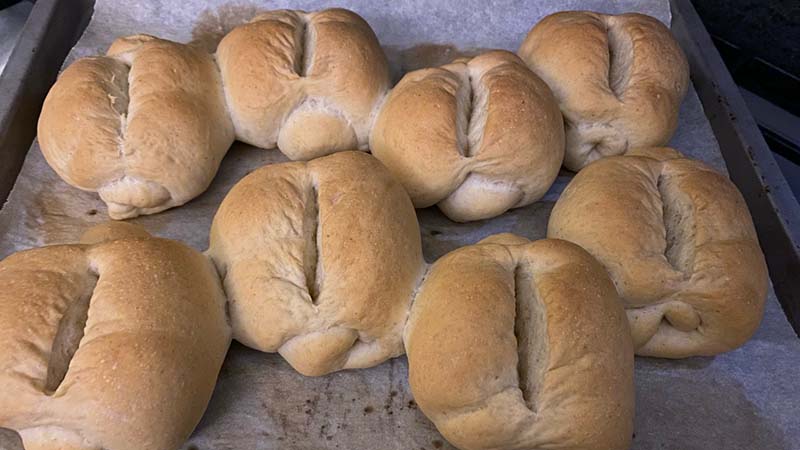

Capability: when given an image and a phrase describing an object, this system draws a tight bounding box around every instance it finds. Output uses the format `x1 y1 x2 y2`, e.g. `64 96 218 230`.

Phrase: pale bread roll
37 34 235 219
518 12 689 171
217 8 390 161
208 151 425 376
0 223 230 450
548 147 768 357
370 50 565 222
405 234 634 450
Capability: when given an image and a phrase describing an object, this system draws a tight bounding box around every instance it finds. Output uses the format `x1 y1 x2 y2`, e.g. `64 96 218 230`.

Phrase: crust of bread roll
370 50 565 222
548 147 768 357
518 11 689 171
217 8 390 160
37 34 234 220
0 224 230 450
208 151 425 376
405 235 634 450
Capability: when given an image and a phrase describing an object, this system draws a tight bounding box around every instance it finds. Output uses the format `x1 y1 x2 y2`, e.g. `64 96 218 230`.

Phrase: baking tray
0 1 799 449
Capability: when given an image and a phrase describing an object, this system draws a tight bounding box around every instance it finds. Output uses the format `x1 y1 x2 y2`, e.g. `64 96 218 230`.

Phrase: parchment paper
1 1 798 449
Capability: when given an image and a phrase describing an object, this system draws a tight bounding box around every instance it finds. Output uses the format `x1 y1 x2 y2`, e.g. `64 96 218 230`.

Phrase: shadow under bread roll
405 234 634 450
0 222 230 450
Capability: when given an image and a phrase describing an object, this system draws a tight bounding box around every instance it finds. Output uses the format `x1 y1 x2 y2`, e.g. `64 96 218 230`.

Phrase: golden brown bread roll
548 147 768 357
208 151 425 376
0 223 230 450
38 34 235 220
370 50 565 222
404 234 634 450
217 8 390 161
518 12 689 171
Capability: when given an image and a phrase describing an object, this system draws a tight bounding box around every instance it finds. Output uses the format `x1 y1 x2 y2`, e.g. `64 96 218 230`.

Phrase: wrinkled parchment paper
1 1 798 449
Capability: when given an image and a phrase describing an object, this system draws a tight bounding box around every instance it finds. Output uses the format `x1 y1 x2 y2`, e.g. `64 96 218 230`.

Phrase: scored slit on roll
657 169 694 275
100 50 175 217
291 15 315 77
455 66 487 158
513 263 547 412
302 181 321 304
44 271 97 395
109 60 131 158
605 17 634 100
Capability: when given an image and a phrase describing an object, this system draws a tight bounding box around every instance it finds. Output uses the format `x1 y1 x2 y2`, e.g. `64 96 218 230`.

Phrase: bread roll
38 34 235 219
370 50 565 222
0 223 230 450
548 147 768 357
405 234 634 450
518 12 689 171
217 8 390 161
208 151 425 376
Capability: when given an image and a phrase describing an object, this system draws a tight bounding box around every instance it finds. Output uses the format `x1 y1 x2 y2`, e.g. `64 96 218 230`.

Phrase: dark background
692 0 800 195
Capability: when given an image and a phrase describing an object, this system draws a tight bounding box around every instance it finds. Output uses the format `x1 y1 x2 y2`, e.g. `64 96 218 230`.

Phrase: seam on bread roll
400 262 433 345
366 88 391 141
211 51 235 125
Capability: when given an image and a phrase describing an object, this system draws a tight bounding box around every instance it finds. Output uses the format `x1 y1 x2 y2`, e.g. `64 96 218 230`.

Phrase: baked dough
548 147 768 357
405 234 634 450
0 223 230 450
208 151 425 376
217 8 390 161
370 50 564 222
518 11 689 171
38 34 235 219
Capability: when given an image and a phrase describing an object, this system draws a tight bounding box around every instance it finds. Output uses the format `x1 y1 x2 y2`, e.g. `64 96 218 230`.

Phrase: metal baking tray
0 0 798 449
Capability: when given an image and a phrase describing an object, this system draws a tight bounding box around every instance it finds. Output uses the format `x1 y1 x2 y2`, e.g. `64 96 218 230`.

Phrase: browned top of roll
208 151 425 376
217 8 390 160
405 234 633 450
519 11 689 171
548 147 768 357
0 224 230 450
37 34 234 219
370 50 564 222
